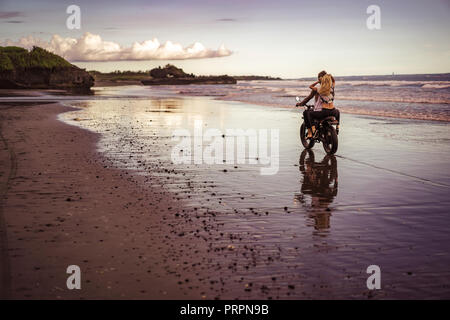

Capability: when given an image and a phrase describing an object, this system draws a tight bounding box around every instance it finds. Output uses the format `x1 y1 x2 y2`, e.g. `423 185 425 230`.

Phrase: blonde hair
318 74 333 96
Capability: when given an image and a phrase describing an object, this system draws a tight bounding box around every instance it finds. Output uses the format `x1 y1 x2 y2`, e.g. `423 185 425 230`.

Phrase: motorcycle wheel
322 126 338 155
300 122 315 149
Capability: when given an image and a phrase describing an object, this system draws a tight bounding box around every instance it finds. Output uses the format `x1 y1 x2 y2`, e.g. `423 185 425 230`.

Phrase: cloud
0 11 22 19
1 32 233 62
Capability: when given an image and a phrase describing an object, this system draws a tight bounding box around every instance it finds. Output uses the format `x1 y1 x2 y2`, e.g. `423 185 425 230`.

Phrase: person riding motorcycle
296 71 340 138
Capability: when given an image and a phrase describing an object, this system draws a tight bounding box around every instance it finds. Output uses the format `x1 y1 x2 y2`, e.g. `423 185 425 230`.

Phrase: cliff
0 46 94 90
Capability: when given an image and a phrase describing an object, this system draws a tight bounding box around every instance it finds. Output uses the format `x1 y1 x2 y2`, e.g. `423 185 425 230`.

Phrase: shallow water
57 86 450 299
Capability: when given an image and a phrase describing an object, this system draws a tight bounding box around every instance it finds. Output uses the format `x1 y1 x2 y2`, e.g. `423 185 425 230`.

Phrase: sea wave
336 107 450 122
151 79 450 122
239 79 450 88
421 83 450 89
333 95 450 104
336 80 450 88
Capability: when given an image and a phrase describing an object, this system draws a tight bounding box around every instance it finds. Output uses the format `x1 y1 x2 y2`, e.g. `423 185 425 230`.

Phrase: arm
309 80 320 90
296 89 316 107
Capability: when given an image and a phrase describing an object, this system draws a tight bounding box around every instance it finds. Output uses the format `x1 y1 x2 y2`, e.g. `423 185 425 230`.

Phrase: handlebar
295 97 313 109
295 104 314 110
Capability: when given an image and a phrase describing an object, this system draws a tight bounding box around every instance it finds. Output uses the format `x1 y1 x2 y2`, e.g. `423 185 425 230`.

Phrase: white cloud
1 32 233 62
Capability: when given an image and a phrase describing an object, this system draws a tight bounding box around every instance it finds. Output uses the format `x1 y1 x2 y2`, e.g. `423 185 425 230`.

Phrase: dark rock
149 64 192 79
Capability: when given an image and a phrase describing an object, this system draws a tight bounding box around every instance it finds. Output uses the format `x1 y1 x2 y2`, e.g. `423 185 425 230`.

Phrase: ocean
151 74 450 122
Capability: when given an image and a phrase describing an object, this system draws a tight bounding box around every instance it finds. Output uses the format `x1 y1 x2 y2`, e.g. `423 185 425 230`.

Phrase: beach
0 102 213 299
0 84 450 299
2 0 450 306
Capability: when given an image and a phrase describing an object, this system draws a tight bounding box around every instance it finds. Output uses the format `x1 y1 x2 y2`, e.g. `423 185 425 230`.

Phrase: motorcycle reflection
295 149 338 234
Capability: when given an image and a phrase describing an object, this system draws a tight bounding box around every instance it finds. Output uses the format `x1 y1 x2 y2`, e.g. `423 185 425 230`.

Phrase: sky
0 0 449 77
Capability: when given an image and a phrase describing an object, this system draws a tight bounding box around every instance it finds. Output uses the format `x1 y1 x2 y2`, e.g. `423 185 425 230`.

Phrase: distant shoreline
89 71 450 86
293 72 450 82
90 70 282 87
90 72 450 87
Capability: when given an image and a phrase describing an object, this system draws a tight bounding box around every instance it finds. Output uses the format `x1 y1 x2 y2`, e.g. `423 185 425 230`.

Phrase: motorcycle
295 96 339 155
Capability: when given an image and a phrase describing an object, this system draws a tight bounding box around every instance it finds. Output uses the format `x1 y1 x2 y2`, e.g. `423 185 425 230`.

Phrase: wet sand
59 92 450 299
1 87 450 299
0 102 214 299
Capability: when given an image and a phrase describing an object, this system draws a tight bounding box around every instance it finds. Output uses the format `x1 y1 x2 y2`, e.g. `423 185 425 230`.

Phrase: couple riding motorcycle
296 70 340 139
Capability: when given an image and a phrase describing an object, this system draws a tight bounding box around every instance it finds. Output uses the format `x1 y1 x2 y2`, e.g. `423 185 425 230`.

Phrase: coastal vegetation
0 46 93 90
89 64 282 86
0 46 72 71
